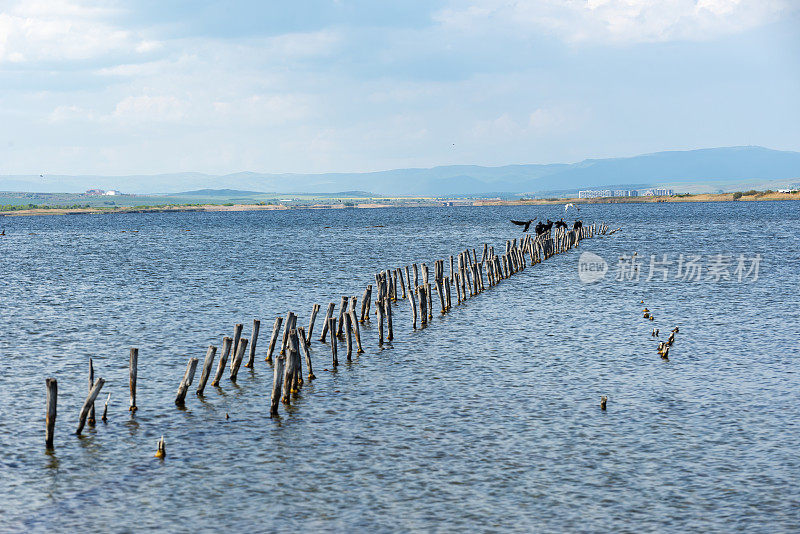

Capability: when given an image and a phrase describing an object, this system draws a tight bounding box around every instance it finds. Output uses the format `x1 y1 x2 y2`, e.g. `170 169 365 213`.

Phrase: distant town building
85 189 105 195
578 189 614 199
104 190 121 196
641 188 673 196
613 190 638 197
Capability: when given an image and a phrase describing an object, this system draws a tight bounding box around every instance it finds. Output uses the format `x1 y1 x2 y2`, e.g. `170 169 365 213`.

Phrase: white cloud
435 0 797 44
0 0 157 63
112 95 189 122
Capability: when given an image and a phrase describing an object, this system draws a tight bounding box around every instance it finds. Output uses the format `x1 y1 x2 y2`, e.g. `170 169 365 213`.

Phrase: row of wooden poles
44 221 611 450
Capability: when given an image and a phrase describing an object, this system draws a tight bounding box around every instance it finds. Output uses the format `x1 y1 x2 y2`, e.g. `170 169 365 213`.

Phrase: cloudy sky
1 0 799 176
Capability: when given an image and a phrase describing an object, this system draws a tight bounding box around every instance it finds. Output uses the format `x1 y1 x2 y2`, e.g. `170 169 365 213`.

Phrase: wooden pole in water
435 278 445 314
245 319 260 368
348 299 364 353
297 326 314 380
45 378 57 448
230 323 243 368
398 267 407 299
376 292 385 344
290 330 303 391
101 392 109 423
385 296 393 341
195 345 217 395
413 263 419 287
418 285 428 326
88 358 96 426
175 357 199 405
307 303 320 343
280 312 294 354
329 318 338 366
450 255 454 286
270 356 284 417
129 348 138 412
281 331 296 400
336 296 348 338
77 378 105 435
211 336 232 387
344 312 353 360
229 338 248 381
266 317 282 363
444 276 451 309
363 286 372 322
320 303 335 341
427 282 433 320
408 283 418 328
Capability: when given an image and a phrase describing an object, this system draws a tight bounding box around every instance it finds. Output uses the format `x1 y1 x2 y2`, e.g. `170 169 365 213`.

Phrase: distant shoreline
1 191 797 217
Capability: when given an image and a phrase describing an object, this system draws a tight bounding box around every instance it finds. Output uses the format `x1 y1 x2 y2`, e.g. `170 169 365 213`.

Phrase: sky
1 0 799 176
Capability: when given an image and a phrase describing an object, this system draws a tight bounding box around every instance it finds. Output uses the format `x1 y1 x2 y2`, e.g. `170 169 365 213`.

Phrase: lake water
1 202 798 532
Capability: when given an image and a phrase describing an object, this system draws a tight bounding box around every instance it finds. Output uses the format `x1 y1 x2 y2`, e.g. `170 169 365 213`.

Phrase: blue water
1 202 798 532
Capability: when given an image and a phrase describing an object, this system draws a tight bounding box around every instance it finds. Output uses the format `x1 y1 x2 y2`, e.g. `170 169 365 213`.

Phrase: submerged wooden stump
129 348 138 412
196 345 217 395
176 357 199 405
45 378 57 448
77 378 105 435
244 319 260 368
266 316 282 363
211 336 233 387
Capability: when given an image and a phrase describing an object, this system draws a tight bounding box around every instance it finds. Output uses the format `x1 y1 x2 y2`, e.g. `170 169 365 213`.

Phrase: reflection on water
1 202 799 531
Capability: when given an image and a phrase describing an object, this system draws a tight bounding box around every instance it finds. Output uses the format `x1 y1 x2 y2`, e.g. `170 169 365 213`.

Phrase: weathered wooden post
408 284 418 328
45 378 57 448
211 336 233 387
307 303 320 343
245 319 260 368
413 263 419 287
348 298 364 353
329 318 338 366
88 358 96 426
280 312 294 354
101 393 109 423
435 278 445 314
229 338 249 381
266 316 282 363
320 303 335 341
336 296 348 338
175 358 198 406
129 348 138 412
270 356 284 417
281 332 297 401
444 276 451 309
376 293 385 344
385 296 393 341
155 436 166 459
195 345 217 395
398 268 407 299
77 378 105 435
297 326 314 380
344 312 354 360
418 285 428 326
230 323 243 367
362 285 372 322
176 357 199 405
290 330 303 391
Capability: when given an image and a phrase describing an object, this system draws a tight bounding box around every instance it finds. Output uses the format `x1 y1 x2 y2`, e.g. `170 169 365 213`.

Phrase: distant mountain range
2 146 799 196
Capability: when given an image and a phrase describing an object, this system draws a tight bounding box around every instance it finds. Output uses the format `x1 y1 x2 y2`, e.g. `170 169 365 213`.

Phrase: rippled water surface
1 202 799 532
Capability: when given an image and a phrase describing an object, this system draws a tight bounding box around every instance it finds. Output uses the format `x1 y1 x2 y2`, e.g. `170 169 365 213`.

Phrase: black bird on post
511 219 534 232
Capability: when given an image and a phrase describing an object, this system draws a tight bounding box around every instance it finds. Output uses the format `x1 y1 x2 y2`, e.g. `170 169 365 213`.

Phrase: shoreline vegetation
1 190 797 217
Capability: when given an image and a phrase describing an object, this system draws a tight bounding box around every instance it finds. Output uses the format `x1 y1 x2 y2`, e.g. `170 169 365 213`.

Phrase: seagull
565 203 580 212
510 219 534 232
